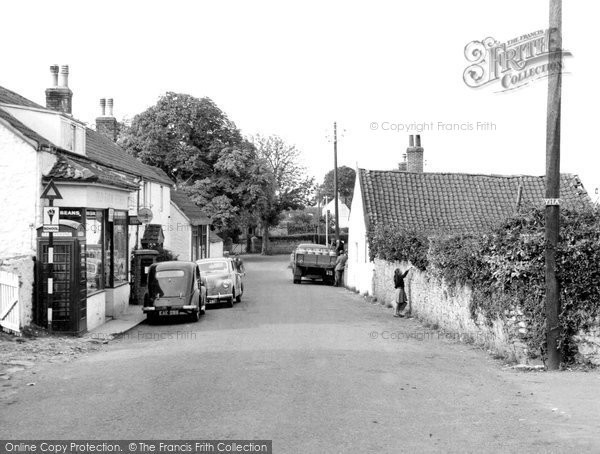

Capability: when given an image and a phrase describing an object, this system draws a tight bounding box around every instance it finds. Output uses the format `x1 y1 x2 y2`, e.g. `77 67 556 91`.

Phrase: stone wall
573 317 600 366
373 258 600 365
373 259 530 363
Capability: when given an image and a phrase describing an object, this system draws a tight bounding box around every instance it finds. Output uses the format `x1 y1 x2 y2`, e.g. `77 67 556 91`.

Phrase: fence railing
0 270 20 334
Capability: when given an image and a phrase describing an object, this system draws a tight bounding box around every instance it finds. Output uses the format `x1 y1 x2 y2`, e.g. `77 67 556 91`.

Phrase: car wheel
146 312 158 325
293 277 301 284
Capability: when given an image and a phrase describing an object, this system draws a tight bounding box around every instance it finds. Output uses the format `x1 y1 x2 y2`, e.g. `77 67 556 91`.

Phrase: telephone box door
37 226 87 334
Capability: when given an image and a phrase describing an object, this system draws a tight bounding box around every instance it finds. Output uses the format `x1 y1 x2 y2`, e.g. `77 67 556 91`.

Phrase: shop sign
138 208 153 224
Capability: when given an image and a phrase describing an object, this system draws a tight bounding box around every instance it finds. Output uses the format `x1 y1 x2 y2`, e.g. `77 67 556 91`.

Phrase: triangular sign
40 180 63 200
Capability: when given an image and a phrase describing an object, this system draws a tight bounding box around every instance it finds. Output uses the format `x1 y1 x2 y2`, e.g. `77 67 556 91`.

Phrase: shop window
86 209 104 294
113 211 128 285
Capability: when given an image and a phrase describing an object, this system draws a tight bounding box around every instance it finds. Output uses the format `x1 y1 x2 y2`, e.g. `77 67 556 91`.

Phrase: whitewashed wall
0 124 40 259
346 173 374 295
169 202 191 261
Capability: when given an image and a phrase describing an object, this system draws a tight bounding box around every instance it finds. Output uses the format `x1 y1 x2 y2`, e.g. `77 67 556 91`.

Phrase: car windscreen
198 261 228 273
153 269 187 297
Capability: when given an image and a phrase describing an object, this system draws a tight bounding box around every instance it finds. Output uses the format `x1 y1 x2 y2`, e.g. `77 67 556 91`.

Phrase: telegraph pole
333 122 340 243
544 0 562 370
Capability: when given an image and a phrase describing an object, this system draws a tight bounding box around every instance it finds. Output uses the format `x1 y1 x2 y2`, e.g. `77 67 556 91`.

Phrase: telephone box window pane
113 211 128 284
86 209 104 294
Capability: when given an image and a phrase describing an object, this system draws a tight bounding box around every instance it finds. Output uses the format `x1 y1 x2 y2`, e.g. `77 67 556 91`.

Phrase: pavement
84 304 146 340
0 255 599 453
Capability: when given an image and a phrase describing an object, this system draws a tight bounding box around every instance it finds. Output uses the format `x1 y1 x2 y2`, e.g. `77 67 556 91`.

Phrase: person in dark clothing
334 251 348 287
393 267 413 317
336 240 345 256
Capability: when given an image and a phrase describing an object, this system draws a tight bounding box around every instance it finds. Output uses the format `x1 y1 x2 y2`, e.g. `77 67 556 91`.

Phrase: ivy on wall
367 205 600 364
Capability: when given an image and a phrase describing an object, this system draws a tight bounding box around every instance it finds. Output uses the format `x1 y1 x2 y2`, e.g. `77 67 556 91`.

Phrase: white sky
2 0 598 196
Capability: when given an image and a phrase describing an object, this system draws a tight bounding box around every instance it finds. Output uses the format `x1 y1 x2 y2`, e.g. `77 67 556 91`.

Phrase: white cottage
0 65 173 334
169 190 211 261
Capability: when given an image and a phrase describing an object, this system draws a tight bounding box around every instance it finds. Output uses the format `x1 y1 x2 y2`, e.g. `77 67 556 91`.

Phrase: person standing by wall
393 267 413 317
334 250 348 287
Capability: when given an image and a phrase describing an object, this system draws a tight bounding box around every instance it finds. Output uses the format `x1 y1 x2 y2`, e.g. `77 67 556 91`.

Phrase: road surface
1 255 599 452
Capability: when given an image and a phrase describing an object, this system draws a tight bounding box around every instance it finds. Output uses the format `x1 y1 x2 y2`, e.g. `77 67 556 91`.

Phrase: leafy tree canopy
119 92 243 183
316 166 356 207
119 92 270 241
251 134 315 253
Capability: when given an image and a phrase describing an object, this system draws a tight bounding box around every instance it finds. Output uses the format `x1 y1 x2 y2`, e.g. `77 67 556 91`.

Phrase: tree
286 210 318 234
119 92 243 183
316 166 356 207
186 142 273 240
252 134 314 254
118 92 268 242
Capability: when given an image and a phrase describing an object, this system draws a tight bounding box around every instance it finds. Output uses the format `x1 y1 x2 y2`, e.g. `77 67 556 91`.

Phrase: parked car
142 261 206 323
290 243 337 285
197 257 244 307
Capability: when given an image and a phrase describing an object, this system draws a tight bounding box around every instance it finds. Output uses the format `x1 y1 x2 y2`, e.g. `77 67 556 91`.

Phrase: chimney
406 134 424 173
96 98 118 141
45 64 73 115
398 153 407 172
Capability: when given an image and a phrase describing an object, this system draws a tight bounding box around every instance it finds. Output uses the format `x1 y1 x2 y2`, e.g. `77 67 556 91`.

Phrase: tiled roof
358 169 591 233
85 129 173 186
0 86 45 109
0 108 53 148
44 153 139 190
209 233 223 243
171 190 211 225
0 85 173 186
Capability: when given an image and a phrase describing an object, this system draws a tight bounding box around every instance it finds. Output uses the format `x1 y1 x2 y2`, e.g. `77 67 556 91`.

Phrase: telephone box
36 221 87 334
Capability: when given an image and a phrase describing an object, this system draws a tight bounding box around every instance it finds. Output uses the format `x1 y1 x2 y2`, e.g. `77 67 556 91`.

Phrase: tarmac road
1 255 599 453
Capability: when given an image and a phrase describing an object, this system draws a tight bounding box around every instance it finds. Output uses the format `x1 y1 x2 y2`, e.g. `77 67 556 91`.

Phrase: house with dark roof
170 190 214 260
0 65 173 334
346 135 591 295
209 232 224 258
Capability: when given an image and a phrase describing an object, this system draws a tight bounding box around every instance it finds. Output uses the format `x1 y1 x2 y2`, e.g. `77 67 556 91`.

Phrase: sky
2 0 598 199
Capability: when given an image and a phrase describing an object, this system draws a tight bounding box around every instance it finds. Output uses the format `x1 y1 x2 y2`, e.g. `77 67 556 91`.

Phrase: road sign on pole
40 179 62 333
40 180 63 200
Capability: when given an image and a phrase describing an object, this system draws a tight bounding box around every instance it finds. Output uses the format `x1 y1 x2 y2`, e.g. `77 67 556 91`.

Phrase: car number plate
160 310 178 316
326 270 333 275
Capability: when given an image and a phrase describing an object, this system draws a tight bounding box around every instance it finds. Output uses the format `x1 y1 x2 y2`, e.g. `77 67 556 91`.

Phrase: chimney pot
46 64 73 114
415 135 421 147
59 65 69 87
49 65 59 87
406 135 424 173
96 98 118 141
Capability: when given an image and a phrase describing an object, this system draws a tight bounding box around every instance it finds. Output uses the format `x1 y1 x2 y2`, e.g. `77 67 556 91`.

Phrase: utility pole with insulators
333 122 340 244
544 0 563 370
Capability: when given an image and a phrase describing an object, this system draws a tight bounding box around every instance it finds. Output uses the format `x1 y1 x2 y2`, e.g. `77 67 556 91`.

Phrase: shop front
36 182 136 333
